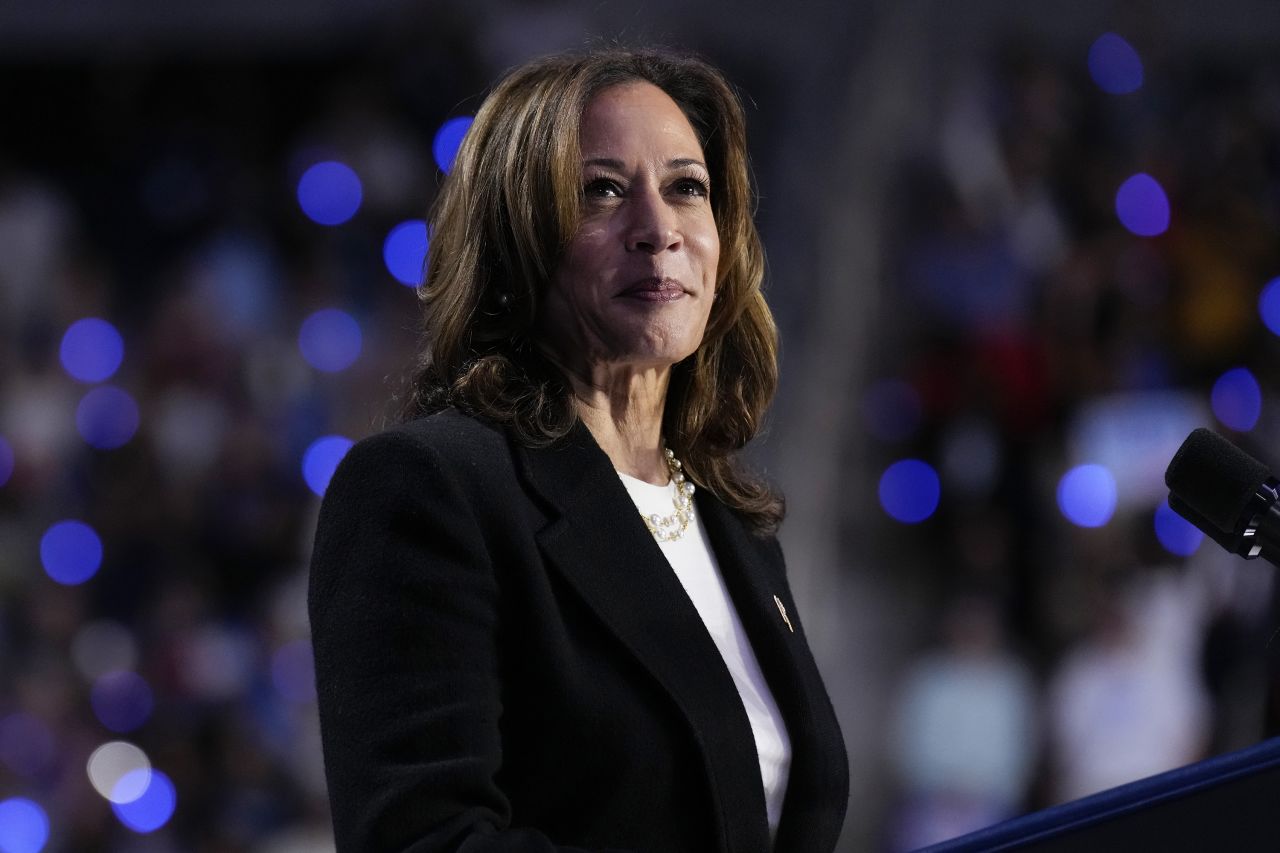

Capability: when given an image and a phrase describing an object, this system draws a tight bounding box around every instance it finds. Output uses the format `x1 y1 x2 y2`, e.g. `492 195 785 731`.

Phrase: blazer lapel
513 424 771 853
696 496 849 853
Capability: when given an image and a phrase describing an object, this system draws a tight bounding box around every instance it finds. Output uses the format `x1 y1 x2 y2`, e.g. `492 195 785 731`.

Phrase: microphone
1165 428 1280 565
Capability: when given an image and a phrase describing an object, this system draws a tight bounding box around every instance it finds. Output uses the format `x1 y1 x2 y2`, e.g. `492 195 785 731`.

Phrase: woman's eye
584 178 621 198
674 178 710 197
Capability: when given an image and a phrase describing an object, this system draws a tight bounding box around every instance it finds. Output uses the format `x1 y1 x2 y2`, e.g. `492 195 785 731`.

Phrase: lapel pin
773 595 794 633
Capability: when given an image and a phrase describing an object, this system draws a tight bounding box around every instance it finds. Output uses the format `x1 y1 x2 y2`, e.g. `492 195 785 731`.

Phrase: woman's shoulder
329 408 517 498
354 408 509 462
391 407 508 453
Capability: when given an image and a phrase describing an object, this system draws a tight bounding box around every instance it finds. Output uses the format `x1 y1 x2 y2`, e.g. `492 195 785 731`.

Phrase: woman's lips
618 278 686 302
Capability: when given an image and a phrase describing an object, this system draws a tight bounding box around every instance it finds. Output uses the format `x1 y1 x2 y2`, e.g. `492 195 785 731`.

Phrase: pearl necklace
640 446 696 542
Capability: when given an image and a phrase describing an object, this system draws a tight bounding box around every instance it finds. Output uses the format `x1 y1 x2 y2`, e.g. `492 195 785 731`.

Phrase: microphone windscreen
1165 428 1270 533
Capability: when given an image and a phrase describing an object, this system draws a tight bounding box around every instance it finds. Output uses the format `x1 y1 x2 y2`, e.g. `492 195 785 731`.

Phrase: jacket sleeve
308 430 611 853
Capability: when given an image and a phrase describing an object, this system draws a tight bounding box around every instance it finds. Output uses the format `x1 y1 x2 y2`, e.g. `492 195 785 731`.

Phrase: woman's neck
569 364 671 485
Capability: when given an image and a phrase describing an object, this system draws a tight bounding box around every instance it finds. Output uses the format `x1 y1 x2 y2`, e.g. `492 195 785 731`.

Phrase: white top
617 471 792 841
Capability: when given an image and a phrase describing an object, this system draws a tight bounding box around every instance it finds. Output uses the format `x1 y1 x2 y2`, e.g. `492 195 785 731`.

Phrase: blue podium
918 737 1280 851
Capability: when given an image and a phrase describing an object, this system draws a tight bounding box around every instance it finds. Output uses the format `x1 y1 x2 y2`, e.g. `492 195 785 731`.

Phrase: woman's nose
625 190 680 254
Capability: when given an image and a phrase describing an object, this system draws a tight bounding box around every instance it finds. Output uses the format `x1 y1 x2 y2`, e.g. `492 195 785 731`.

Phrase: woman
309 47 849 852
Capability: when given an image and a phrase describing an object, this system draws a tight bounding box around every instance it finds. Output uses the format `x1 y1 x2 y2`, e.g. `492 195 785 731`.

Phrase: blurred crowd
0 37 471 852
2 17 1280 853
872 42 1280 849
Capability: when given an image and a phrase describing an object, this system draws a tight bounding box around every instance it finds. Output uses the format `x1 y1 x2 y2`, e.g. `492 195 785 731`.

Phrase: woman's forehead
578 82 705 163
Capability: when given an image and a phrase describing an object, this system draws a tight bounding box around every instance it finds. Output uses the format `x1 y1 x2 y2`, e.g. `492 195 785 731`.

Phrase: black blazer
309 409 849 852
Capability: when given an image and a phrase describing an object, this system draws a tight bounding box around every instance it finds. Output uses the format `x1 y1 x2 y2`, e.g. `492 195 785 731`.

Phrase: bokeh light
60 318 124 383
1087 32 1144 94
862 379 923 442
0 798 49 853
1155 499 1204 557
0 714 56 778
383 219 429 287
76 386 140 450
1057 464 1117 528
0 435 13 488
302 435 353 497
87 741 150 804
878 459 941 524
91 672 154 734
1115 173 1170 237
1211 367 1261 432
111 769 177 834
298 309 362 373
1258 276 1280 337
296 161 363 226
271 640 317 704
433 116 473 174
40 520 103 586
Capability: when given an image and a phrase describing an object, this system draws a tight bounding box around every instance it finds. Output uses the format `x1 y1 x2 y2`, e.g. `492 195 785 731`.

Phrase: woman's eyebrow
582 157 708 170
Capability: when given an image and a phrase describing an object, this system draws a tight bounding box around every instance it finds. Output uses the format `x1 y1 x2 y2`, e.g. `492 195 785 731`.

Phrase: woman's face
539 81 720 378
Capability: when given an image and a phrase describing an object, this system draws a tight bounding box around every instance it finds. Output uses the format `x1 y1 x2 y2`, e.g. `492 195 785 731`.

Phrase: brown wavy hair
400 47 783 534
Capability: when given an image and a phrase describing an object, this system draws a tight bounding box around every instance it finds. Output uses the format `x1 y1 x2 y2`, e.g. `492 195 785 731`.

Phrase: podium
917 737 1280 851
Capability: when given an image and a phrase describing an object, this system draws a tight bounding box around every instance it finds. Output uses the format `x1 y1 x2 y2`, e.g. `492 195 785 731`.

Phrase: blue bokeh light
271 640 317 704
302 436 353 497
111 769 176 834
383 220 430 287
91 671 154 734
1115 173 1170 237
60 318 124 383
1211 367 1262 432
40 520 103 585
433 116 474 174
0 798 49 853
296 161 363 226
384 219 430 285
1155 499 1204 557
862 379 923 442
298 309 363 373
1057 464 1117 528
878 459 941 524
76 386 140 450
1087 33 1144 94
0 435 13 488
1258 276 1280 337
